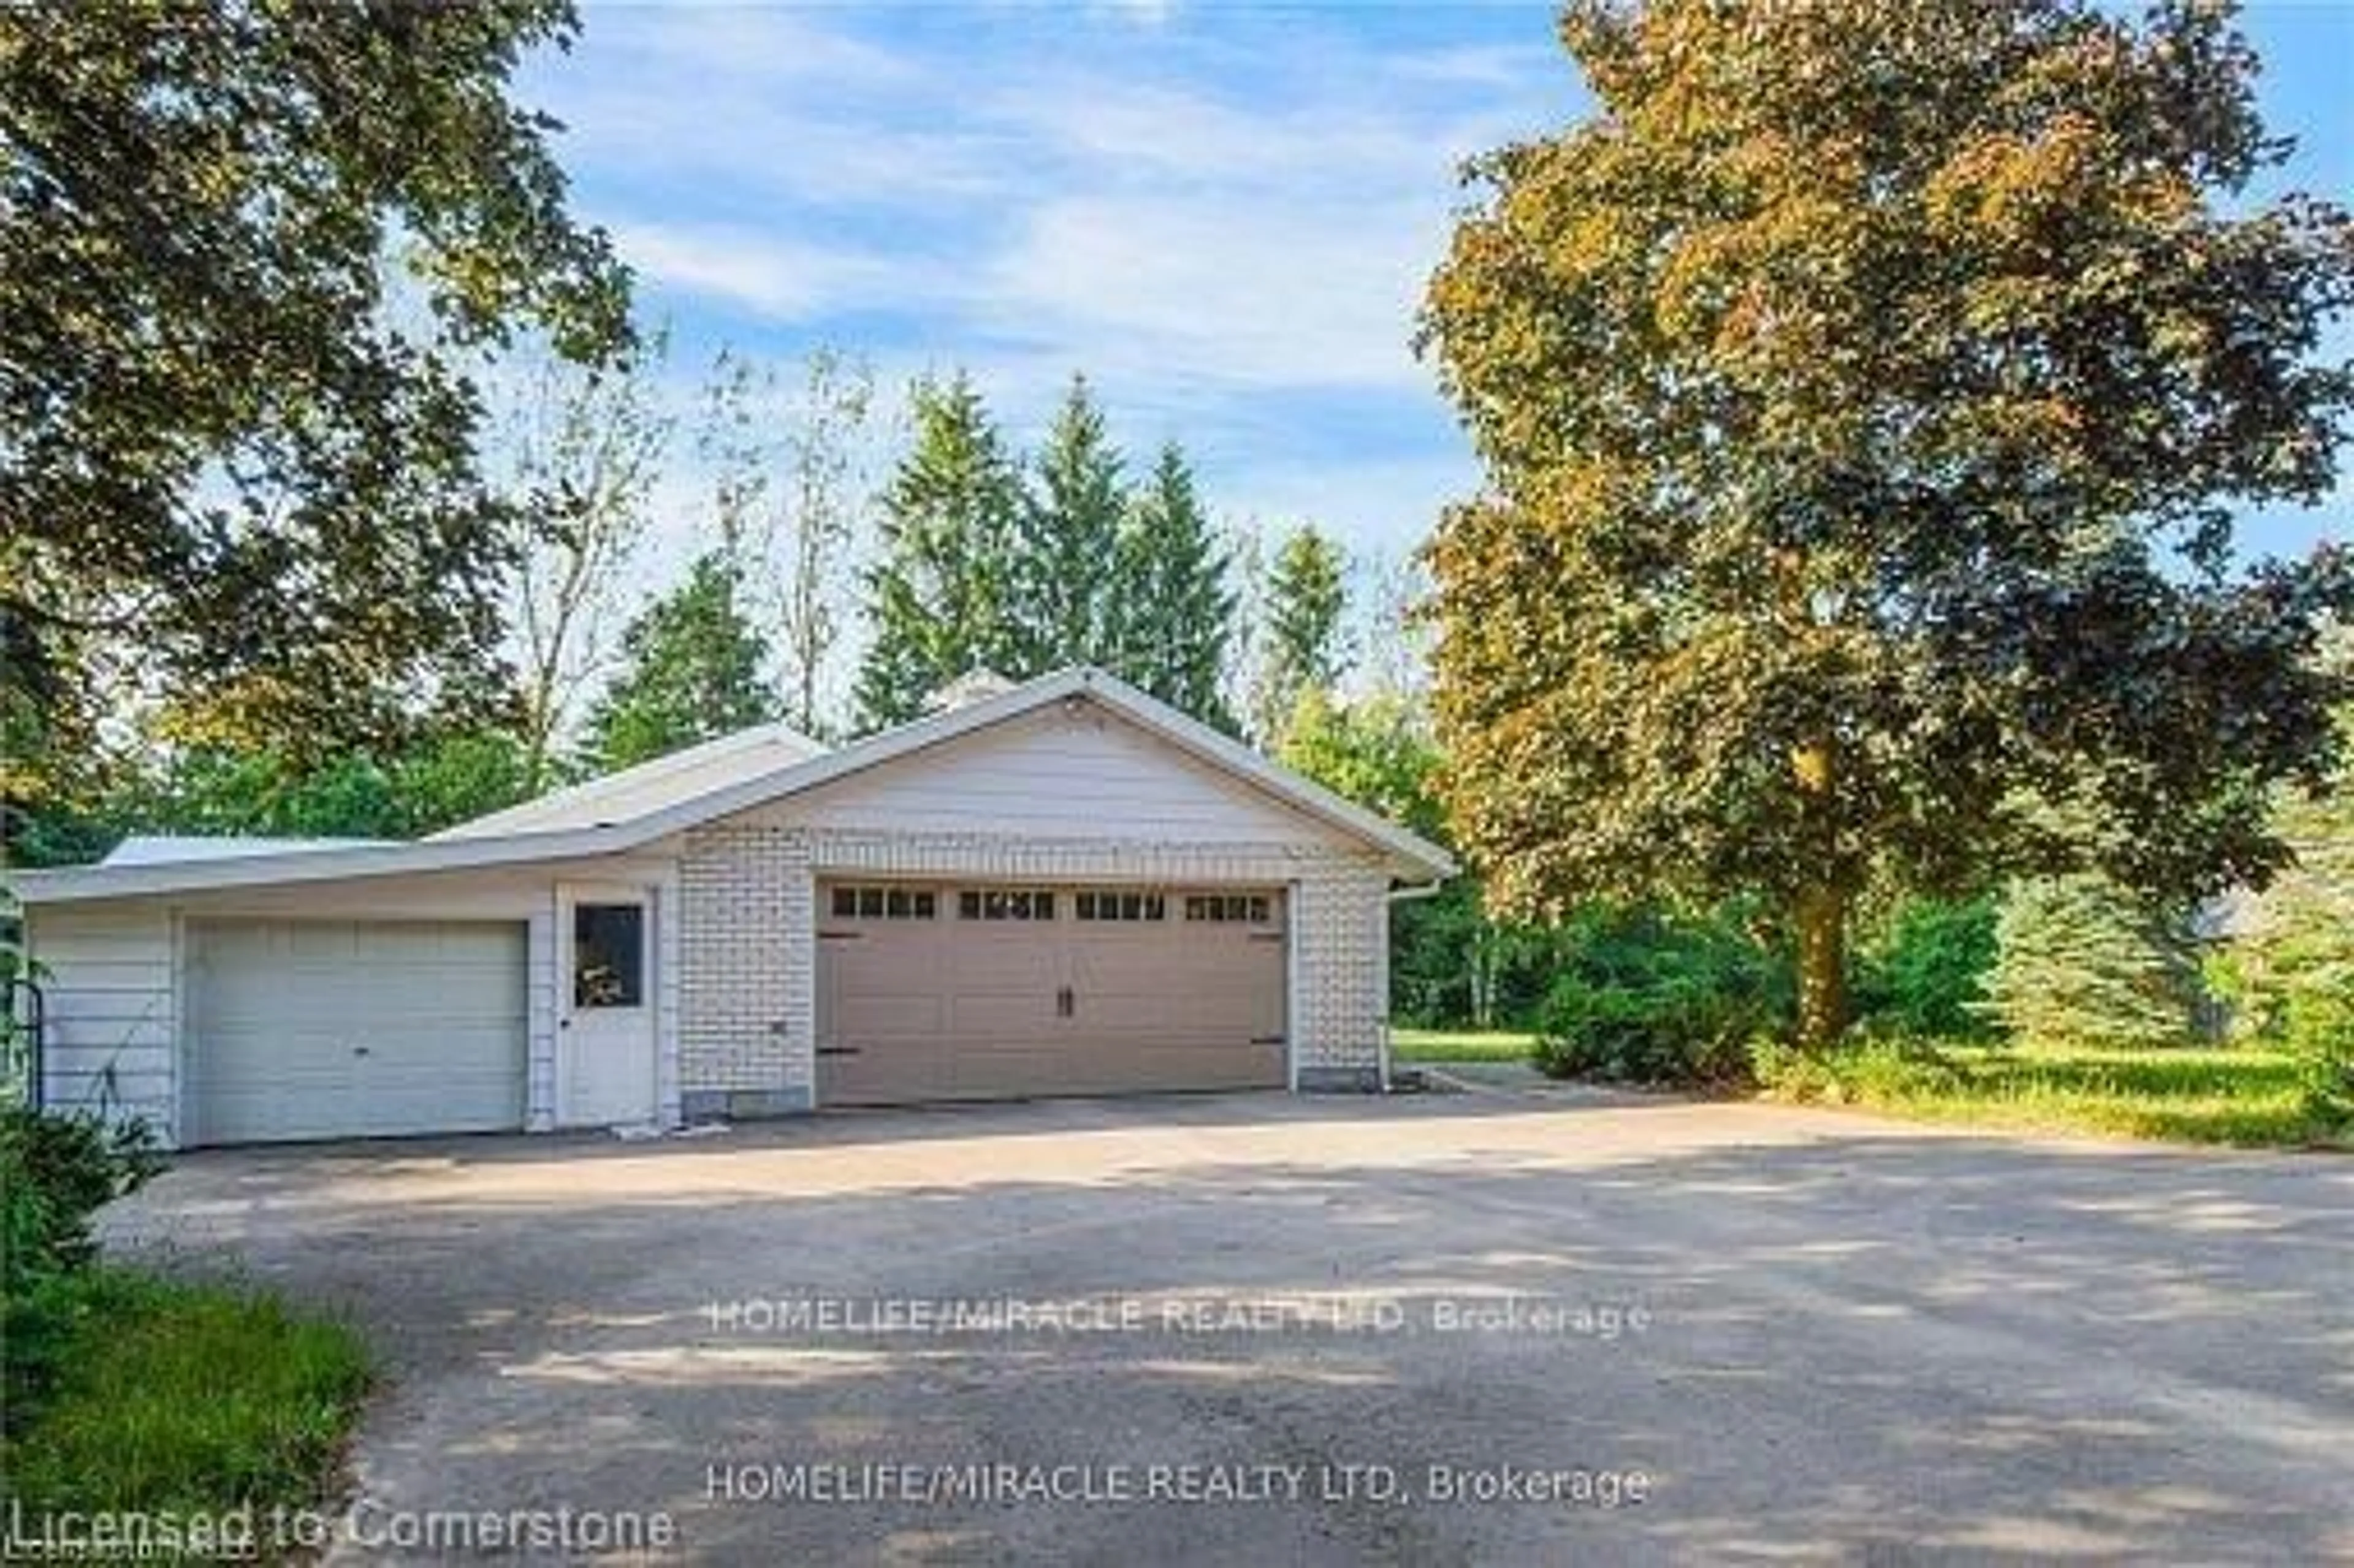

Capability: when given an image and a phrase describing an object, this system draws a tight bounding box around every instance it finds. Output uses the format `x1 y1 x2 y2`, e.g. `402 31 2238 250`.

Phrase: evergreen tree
585 554 777 770
2223 642 2354 1114
1251 525 1350 744
853 376 1024 731
1109 443 1240 732
1982 875 2200 1050
1009 375 1126 673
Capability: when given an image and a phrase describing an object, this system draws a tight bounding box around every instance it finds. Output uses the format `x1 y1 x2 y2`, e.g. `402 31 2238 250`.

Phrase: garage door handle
817 1046 861 1057
352 1045 371 1057
1056 986 1075 1018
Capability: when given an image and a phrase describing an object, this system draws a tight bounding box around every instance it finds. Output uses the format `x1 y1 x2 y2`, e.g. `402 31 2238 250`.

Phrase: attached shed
17 669 1453 1147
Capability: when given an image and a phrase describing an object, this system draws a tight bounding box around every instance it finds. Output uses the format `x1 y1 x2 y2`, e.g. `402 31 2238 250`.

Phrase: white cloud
608 221 933 324
1089 0 1180 26
524 4 1575 561
978 192 1437 393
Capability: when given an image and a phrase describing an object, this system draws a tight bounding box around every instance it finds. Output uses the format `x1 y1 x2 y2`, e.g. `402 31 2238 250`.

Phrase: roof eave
14 824 636 906
17 666 1461 905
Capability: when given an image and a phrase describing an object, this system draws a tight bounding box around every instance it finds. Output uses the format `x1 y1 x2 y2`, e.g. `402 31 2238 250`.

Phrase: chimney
924 668 1018 715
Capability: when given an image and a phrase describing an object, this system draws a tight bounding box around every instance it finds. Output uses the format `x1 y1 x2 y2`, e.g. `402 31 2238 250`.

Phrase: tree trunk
1794 879 1849 1049
1789 731 1848 1050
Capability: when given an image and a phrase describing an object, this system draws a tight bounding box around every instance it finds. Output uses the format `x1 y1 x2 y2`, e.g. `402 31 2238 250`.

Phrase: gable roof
16 668 1455 905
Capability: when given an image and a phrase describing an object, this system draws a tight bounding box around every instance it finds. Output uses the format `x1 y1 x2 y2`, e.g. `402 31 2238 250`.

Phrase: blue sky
519 1 2352 573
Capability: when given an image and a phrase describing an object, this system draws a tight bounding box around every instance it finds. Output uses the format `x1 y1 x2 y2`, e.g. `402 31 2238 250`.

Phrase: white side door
558 883 657 1127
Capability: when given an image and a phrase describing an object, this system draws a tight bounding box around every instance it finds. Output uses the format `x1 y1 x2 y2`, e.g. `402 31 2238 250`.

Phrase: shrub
1533 907 1786 1087
0 1108 165 1284
1857 896 1998 1040
2282 973 2354 1123
2 1111 167 1433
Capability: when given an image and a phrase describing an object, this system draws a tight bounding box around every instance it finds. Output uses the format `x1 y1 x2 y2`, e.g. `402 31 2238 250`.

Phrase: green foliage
9 726 537 859
1755 1037 2343 1149
584 553 779 770
0 1111 365 1519
1251 525 1350 744
0 1109 165 1285
1532 906 1788 1087
1420 0 2354 1048
1276 690 1532 1027
1108 444 1241 733
1753 1033 1967 1106
2 1268 371 1517
1275 688 1580 1030
383 731 537 835
1387 1029 1538 1065
1983 875 2201 1050
1857 896 2000 1040
3 1 633 801
2 888 35 1106
1390 883 1562 1030
855 375 1027 730
2278 976 2354 1122
2222 702 2354 1120
854 373 1247 734
1010 376 1127 673
1278 688 1444 840
2 1108 165 1420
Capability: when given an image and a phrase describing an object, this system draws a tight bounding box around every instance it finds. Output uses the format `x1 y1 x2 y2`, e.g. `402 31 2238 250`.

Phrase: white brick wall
1289 862 1393 1089
675 825 1392 1108
677 824 815 1098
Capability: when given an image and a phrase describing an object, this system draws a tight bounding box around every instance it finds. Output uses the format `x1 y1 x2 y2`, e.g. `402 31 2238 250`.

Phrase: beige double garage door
817 881 1288 1106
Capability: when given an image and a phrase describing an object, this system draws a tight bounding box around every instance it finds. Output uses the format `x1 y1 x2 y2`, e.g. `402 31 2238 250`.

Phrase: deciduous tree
503 340 672 792
1 1 632 788
699 347 877 739
1420 0 2354 1046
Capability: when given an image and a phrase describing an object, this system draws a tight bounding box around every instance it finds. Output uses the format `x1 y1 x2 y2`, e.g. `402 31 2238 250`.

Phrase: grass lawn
1390 1027 1539 1064
2 1267 371 1528
1764 1040 2349 1151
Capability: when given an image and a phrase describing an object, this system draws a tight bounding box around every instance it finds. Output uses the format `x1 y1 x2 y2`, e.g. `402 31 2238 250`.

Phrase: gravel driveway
102 1089 2353 1565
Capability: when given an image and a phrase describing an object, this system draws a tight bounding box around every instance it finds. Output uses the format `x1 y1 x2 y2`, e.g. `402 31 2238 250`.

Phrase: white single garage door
186 919 528 1145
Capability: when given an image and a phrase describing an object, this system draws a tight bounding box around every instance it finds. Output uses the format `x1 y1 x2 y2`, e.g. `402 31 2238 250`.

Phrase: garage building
16 668 1453 1147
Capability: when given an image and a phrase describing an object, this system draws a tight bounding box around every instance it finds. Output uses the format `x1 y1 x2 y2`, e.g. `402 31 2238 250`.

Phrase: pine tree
1982 875 2200 1050
1009 375 1125 674
1250 525 1350 744
584 554 778 771
1108 443 1240 732
852 375 1024 731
